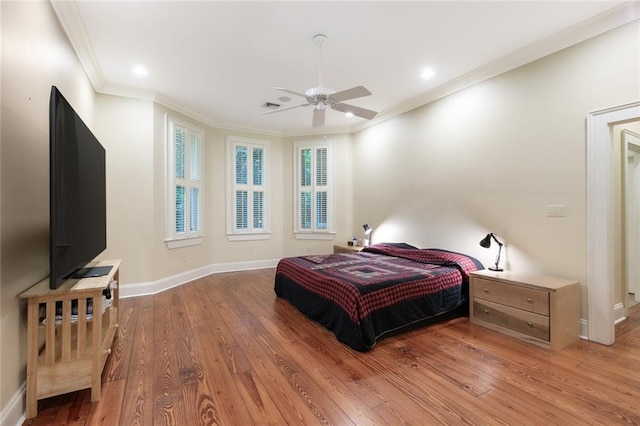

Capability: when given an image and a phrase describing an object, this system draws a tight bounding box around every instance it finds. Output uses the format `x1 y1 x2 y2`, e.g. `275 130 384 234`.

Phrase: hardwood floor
24 268 640 425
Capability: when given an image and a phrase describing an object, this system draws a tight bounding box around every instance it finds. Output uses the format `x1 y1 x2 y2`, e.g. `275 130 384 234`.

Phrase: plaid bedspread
274 243 483 351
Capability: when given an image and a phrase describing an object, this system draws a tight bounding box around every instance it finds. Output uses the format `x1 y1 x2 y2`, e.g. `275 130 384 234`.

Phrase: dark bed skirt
274 274 468 352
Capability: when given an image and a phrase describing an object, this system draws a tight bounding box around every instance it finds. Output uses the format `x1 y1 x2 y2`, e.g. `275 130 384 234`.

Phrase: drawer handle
483 309 490 314
483 288 490 293
526 297 533 303
527 322 533 327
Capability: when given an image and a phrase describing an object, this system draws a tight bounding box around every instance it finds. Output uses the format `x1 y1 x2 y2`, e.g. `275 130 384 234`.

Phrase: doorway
587 101 640 345
623 129 640 307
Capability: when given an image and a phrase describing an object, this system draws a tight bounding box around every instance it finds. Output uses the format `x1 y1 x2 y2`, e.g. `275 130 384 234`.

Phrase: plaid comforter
274 243 484 351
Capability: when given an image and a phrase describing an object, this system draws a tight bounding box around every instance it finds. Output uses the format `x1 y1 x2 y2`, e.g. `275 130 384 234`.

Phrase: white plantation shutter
294 140 334 237
253 191 264 229
190 187 200 232
252 147 265 230
301 192 311 229
175 185 185 233
175 128 186 179
300 148 312 229
316 191 327 229
189 133 202 233
253 148 263 185
226 136 270 240
166 117 204 247
236 190 248 229
316 147 327 185
236 146 247 185
315 147 328 230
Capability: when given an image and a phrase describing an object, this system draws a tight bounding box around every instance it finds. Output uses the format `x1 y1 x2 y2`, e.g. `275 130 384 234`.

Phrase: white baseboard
578 304 626 341
119 258 279 298
614 302 627 324
580 318 589 340
0 382 25 426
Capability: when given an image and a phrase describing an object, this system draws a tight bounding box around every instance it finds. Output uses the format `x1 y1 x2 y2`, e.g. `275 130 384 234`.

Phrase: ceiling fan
263 34 378 128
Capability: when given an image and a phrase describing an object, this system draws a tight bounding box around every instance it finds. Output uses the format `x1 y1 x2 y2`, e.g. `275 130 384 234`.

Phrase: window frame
293 139 335 240
165 115 205 249
226 135 271 241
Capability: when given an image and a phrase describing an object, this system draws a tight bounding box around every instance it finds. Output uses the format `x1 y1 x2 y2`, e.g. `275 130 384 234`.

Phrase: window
226 136 270 240
294 139 335 239
165 116 204 248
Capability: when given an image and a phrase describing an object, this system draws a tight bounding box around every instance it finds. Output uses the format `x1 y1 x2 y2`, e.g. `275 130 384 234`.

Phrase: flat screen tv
49 86 110 289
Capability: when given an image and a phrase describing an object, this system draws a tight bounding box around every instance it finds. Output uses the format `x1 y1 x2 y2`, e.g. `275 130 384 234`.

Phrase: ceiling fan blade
312 107 325 127
262 103 309 115
273 87 312 101
330 86 372 102
332 103 378 120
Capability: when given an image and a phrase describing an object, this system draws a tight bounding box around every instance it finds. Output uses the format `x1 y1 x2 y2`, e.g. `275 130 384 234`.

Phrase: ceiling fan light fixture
313 34 329 47
264 33 378 127
305 86 334 97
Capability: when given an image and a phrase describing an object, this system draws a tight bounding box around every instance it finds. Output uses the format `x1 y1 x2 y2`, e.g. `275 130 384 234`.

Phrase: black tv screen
49 86 108 289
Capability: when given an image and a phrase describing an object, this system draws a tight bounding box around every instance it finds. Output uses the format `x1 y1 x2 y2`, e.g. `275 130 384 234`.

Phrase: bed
274 243 484 352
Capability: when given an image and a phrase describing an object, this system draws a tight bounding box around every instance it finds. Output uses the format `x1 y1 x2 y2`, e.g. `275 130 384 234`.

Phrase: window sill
294 232 336 241
164 236 205 249
227 232 271 242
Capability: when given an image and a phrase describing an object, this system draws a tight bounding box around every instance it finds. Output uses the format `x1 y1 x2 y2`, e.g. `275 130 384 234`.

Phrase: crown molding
97 81 156 101
353 1 640 134
153 93 289 138
50 0 105 91
52 0 639 138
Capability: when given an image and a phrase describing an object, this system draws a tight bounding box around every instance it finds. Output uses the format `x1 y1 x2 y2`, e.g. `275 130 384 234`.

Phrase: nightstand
469 270 580 350
333 244 364 254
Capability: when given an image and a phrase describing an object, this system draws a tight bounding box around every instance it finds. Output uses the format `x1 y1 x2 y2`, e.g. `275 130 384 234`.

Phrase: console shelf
21 259 121 419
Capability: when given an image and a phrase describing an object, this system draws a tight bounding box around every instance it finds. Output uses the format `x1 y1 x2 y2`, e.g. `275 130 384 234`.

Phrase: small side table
333 244 364 254
469 270 580 350
21 259 122 418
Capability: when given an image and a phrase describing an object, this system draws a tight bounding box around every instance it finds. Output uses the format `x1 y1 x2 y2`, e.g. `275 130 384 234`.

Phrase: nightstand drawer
472 278 549 316
473 299 550 341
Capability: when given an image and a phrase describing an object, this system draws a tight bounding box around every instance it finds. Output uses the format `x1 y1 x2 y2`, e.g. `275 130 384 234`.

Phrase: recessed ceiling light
421 68 435 79
132 65 148 76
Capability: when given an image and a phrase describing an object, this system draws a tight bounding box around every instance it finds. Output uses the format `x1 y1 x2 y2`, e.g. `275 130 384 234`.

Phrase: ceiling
51 1 638 137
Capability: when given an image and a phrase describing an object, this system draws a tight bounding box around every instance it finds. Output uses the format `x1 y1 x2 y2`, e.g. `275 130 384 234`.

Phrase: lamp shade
363 224 372 235
479 233 492 248
479 232 503 271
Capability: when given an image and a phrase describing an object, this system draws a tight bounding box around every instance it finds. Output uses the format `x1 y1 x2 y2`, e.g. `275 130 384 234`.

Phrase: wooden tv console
20 259 121 418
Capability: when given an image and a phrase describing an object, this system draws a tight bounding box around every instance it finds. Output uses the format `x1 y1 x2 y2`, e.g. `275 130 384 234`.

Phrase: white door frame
587 101 640 344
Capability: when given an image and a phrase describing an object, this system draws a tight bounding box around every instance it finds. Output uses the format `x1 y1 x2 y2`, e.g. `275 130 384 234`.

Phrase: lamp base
488 267 503 272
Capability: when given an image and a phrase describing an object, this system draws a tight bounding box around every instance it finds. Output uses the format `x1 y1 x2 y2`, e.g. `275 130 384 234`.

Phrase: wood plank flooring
24 268 640 425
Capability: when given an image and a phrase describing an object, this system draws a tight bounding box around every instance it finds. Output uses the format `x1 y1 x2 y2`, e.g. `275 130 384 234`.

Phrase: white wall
0 0 96 418
94 94 155 283
98 103 287 286
352 20 640 320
